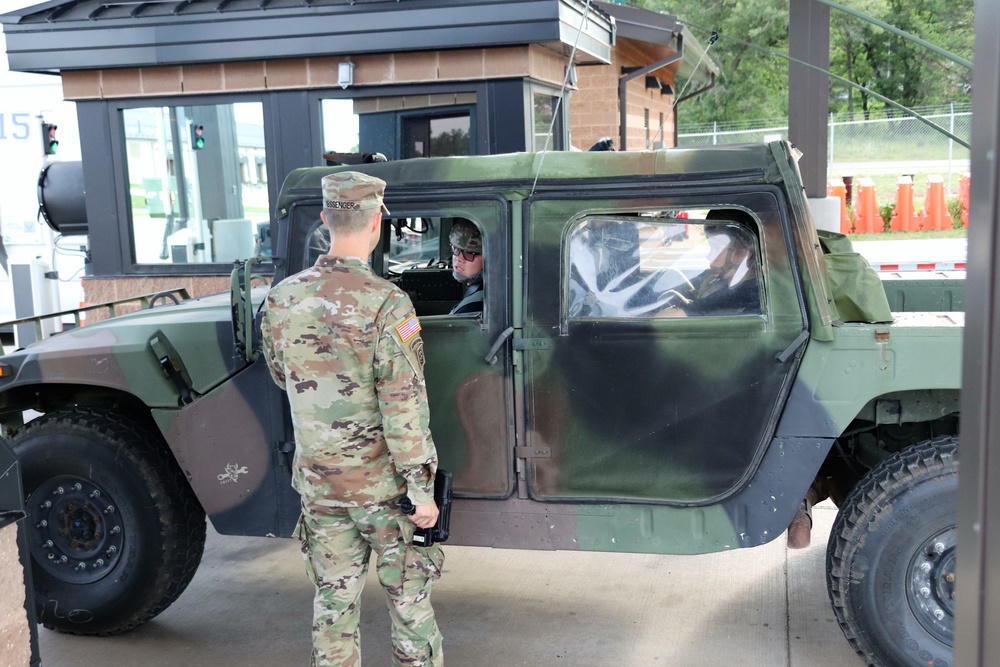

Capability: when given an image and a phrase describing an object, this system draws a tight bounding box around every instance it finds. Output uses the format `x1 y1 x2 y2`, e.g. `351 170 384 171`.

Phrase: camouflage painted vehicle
0 143 961 666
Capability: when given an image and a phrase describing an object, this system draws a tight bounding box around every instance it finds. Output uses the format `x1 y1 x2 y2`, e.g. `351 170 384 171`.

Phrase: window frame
313 83 488 162
399 105 477 159
109 92 278 276
528 83 566 152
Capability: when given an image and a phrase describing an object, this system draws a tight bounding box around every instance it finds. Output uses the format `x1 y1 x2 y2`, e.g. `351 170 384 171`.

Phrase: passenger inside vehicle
447 219 484 315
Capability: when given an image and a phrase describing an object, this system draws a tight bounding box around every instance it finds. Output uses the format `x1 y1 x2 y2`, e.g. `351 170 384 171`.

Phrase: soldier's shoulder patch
409 336 426 371
395 314 421 342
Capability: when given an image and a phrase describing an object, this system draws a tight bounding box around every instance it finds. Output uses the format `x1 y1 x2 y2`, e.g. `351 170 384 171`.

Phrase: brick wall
570 41 676 151
62 45 567 100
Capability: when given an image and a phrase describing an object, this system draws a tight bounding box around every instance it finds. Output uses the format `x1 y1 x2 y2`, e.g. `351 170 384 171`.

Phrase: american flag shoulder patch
395 315 421 342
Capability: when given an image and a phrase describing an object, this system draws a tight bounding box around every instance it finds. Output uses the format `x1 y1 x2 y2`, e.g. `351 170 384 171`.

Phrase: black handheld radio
399 469 453 547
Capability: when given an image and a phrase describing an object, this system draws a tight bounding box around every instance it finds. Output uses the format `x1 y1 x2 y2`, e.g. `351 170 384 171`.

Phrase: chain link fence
678 103 971 167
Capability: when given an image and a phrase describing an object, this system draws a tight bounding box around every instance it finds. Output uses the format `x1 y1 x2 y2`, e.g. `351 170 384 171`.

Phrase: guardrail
0 289 191 343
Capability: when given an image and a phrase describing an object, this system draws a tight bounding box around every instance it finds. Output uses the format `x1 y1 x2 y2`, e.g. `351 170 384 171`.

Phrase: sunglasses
451 245 481 262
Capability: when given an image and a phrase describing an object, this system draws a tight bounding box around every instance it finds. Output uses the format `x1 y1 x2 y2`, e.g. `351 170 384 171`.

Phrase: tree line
629 0 973 126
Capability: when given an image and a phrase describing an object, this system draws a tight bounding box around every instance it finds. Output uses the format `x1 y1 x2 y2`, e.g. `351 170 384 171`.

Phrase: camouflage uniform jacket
261 255 437 510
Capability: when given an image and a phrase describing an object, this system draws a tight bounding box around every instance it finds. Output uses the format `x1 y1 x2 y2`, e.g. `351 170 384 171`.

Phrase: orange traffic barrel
959 174 970 227
828 180 851 233
920 175 950 231
890 176 918 232
854 177 880 234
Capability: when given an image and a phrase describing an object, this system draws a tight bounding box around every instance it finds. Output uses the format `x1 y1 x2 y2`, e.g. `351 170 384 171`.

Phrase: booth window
321 98 360 157
121 102 270 265
532 91 564 151
403 113 472 158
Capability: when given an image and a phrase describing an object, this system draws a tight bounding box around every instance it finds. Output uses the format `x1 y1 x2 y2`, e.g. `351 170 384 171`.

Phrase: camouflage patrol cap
322 171 390 215
449 219 482 253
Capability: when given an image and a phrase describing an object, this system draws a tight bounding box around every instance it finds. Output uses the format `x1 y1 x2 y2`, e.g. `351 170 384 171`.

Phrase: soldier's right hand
411 501 439 529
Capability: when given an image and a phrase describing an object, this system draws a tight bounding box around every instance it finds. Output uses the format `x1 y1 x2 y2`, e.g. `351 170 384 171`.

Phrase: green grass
847 228 967 242
831 140 969 164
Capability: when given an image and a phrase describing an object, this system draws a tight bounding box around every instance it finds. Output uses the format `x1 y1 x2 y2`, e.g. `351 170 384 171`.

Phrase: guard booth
0 434 41 667
0 0 717 309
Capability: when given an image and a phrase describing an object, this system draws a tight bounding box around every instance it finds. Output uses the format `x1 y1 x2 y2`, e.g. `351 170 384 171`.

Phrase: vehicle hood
0 289 265 409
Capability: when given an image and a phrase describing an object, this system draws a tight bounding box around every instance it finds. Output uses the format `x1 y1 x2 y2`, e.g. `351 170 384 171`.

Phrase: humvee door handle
776 329 810 363
484 327 515 365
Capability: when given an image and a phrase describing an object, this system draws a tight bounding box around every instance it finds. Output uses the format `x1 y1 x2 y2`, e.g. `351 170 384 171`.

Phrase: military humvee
0 143 961 667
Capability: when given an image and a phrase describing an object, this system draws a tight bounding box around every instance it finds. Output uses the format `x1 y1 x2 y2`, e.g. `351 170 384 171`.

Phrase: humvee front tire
13 408 207 635
827 437 957 667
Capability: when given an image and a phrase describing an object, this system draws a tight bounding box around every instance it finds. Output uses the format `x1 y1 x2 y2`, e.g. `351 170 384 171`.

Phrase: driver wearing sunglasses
449 219 484 315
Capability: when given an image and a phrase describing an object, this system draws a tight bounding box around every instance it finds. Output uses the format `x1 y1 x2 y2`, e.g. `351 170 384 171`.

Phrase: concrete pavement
35 502 861 667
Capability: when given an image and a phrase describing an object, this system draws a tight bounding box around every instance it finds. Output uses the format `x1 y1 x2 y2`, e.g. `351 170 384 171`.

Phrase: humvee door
522 190 806 505
291 198 515 499
377 201 514 498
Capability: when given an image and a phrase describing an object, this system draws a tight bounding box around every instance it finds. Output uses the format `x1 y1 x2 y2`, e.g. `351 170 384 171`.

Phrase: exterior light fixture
338 62 354 89
566 64 578 86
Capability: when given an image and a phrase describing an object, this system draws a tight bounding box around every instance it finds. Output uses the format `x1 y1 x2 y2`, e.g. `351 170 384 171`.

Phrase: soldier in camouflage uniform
260 171 444 667
448 220 484 315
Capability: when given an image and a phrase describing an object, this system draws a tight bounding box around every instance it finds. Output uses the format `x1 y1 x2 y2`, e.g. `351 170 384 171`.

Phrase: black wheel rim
27 475 125 584
907 525 956 645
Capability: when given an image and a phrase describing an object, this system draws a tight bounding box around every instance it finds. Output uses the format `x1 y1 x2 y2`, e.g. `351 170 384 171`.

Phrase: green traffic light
49 139 59 154
191 123 205 150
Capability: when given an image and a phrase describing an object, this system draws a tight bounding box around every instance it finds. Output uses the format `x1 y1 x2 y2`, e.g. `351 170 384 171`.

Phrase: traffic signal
190 123 205 150
42 123 58 155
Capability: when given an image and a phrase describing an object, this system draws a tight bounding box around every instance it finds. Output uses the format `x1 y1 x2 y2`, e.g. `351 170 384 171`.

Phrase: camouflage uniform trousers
296 502 445 667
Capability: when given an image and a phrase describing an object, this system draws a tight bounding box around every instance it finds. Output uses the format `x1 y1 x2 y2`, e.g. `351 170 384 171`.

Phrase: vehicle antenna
651 28 718 149
530 0 594 197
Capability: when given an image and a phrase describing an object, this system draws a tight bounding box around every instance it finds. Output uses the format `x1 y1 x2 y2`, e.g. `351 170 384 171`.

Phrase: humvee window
386 217 483 317
567 213 762 319
305 220 330 267
302 216 442 272
386 217 441 274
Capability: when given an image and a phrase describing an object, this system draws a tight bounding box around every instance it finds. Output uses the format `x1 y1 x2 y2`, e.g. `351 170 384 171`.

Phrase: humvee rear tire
827 436 957 667
13 408 207 635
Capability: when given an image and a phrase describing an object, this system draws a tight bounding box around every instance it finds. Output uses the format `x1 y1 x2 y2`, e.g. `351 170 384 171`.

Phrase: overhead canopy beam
788 0 830 199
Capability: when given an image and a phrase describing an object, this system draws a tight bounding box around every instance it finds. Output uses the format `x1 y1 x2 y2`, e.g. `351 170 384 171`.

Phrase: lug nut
110 526 121 535
921 587 932 598
75 563 85 571
58 556 67 564
945 573 955 583
920 562 932 573
106 545 117 554
72 483 82 491
89 490 101 498
36 520 47 528
42 540 53 548
934 542 946 554
53 486 64 495
934 609 946 621
40 500 51 509
104 505 115 514
92 559 104 568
